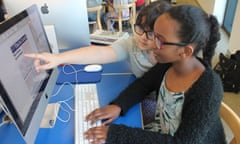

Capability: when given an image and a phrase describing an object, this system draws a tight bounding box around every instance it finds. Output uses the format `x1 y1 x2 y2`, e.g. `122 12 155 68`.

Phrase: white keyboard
74 84 101 144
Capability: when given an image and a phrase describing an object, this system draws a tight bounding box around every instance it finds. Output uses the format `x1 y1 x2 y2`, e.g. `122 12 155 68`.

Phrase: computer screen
4 0 91 50
0 5 58 144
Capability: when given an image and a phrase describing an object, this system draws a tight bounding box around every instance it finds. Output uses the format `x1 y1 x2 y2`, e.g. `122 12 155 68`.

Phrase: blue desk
0 65 142 144
102 60 132 74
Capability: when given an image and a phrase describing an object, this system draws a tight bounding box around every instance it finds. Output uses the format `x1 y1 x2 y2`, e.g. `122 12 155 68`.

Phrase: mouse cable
52 65 80 123
51 81 75 98
55 101 72 123
62 64 84 74
62 64 80 84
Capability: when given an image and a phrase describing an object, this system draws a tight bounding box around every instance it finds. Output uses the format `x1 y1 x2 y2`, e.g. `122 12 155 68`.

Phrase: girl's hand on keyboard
84 125 109 144
85 105 121 125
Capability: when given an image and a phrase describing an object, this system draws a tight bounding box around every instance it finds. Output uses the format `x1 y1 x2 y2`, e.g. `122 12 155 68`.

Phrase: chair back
221 102 240 144
107 0 136 32
87 5 102 31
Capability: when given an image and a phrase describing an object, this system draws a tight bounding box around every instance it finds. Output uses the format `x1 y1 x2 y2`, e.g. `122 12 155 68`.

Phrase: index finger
24 53 40 58
85 108 99 121
25 53 48 61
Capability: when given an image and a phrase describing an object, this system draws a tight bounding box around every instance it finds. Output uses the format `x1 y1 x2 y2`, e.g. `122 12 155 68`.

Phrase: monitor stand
40 103 60 128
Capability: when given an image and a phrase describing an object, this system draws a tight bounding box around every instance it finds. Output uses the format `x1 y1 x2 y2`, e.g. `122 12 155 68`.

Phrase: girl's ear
179 45 194 58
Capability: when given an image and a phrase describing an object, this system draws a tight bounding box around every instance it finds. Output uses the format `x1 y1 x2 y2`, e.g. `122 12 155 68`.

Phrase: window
223 0 238 35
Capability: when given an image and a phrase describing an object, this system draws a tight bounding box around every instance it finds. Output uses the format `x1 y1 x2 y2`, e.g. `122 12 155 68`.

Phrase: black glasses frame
154 33 188 49
134 24 154 40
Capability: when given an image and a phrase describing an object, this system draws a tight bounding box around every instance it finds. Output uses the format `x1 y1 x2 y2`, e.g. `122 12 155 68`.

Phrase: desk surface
0 62 142 144
102 60 133 74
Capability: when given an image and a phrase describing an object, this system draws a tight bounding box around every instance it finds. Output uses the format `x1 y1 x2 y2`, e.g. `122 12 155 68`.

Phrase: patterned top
144 74 185 136
108 62 226 143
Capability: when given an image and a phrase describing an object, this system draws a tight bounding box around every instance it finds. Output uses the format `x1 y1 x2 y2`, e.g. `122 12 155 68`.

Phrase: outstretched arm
25 45 118 72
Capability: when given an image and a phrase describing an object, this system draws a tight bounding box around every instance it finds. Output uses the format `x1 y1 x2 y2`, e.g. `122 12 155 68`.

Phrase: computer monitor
4 0 91 50
0 5 58 144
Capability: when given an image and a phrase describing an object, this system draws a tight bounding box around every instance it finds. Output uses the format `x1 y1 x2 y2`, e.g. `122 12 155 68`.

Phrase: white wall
197 0 215 13
197 0 227 25
213 0 227 25
197 0 240 53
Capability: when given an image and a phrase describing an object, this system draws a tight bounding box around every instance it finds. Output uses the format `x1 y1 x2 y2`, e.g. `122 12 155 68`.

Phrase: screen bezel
0 4 54 140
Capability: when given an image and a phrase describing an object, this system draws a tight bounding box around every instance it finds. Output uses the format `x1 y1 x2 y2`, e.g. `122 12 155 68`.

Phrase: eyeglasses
154 33 188 49
134 24 154 40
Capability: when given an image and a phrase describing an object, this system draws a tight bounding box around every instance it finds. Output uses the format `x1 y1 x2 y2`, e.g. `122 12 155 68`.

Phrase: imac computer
4 0 91 50
0 5 59 144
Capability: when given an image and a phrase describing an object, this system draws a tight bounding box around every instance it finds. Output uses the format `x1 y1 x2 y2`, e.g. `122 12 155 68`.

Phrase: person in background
84 5 226 144
105 0 114 9
103 0 131 31
136 0 145 12
105 0 145 30
87 0 103 22
106 0 142 10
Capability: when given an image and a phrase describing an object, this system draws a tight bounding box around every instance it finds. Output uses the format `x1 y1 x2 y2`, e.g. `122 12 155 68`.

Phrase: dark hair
166 5 220 66
0 0 5 22
135 0 171 31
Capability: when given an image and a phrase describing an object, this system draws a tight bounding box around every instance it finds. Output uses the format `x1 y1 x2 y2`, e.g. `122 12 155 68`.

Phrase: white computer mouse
84 64 102 72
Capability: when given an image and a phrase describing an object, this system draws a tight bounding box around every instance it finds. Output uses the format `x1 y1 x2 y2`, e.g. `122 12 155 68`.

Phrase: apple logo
41 3 49 14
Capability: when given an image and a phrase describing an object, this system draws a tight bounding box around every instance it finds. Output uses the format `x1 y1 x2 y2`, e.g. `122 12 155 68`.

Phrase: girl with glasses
84 5 226 144
25 0 170 78
25 1 170 126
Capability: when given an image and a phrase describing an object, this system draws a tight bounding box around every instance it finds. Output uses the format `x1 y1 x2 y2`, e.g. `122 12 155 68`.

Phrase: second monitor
4 0 91 50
